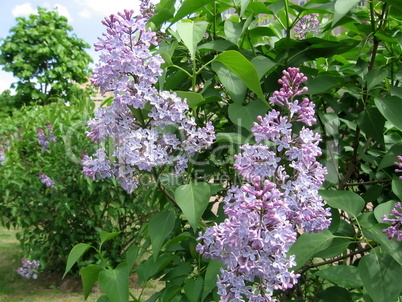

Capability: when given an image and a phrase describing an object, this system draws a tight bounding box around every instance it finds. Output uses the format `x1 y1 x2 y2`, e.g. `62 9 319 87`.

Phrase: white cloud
12 2 72 22
52 3 73 21
12 3 36 17
79 9 92 19
76 0 141 17
43 2 72 21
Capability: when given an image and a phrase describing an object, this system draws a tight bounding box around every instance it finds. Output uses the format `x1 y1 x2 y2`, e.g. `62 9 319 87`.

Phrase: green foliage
0 90 16 117
0 7 92 107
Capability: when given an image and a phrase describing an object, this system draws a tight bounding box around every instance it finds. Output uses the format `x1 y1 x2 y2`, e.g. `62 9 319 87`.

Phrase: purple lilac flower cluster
382 202 402 242
17 258 39 279
39 172 55 188
0 147 6 165
83 7 215 193
381 157 402 241
0 137 10 165
294 13 320 39
197 67 331 302
37 123 57 152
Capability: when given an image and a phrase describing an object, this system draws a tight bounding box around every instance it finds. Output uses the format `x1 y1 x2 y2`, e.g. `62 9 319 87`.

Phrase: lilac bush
83 9 215 193
17 258 40 279
59 1 402 301
197 68 331 301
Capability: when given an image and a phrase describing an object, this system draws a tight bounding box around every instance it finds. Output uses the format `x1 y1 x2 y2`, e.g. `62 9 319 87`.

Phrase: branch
344 179 391 187
299 245 373 275
338 126 361 190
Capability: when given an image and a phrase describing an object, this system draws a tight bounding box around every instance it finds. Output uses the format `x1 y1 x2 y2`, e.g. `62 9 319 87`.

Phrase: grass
0 226 162 302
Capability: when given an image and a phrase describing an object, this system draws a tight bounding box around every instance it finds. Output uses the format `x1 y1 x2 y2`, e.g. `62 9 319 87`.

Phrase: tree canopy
0 7 92 107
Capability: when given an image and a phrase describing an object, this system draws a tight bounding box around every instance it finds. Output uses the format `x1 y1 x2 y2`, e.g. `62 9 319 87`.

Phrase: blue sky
0 0 155 92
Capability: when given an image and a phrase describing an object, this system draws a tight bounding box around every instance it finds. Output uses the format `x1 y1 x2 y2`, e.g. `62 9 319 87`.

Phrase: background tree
0 7 92 108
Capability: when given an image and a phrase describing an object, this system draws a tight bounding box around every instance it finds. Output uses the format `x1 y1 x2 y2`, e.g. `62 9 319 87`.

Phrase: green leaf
240 0 251 16
202 260 223 301
215 132 251 145
161 261 192 281
126 245 140 271
175 182 211 231
212 61 247 104
366 68 388 91
228 99 270 131
392 175 402 201
288 230 334 270
314 238 351 259
318 286 352 302
378 143 402 170
177 21 208 60
358 251 402 302
224 19 243 45
97 295 110 302
149 210 176 260
357 106 385 146
314 266 363 288
172 0 214 23
374 200 398 223
175 91 205 109
198 40 235 52
251 56 276 80
319 190 365 217
80 264 104 300
63 243 93 278
100 230 120 246
136 253 176 284
369 223 402 266
332 0 361 26
98 262 129 302
306 76 341 95
184 277 203 302
214 50 265 102
375 96 402 131
248 1 273 14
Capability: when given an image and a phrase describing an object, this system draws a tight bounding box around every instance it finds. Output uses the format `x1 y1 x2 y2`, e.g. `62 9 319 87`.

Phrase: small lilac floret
17 258 40 279
197 67 330 301
39 172 55 188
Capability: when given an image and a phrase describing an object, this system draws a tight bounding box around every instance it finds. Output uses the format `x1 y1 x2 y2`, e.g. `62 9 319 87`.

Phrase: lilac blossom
294 13 320 39
84 7 215 193
39 172 55 188
394 155 402 179
17 258 40 279
0 149 5 165
0 139 10 165
197 67 330 301
382 202 402 242
37 123 57 152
